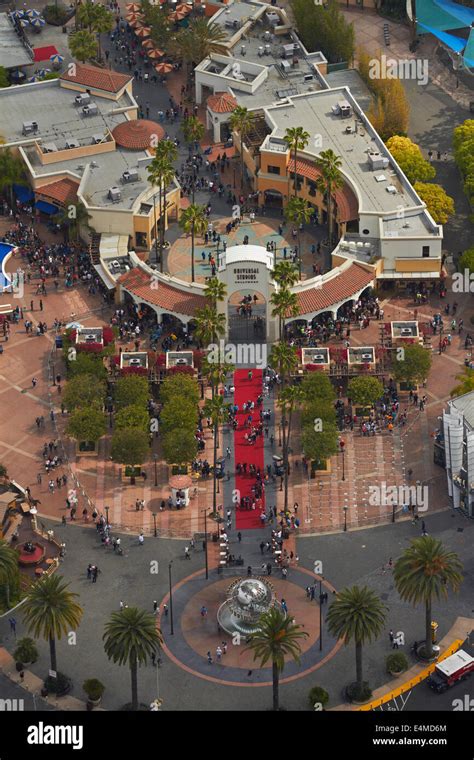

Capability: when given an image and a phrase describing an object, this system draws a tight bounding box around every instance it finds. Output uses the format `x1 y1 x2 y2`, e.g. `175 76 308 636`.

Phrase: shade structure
36 68 51 77
26 8 42 18
11 10 27 18
125 11 144 22
30 16 46 27
154 62 173 73
19 18 30 27
142 38 156 49
135 25 151 37
169 10 187 20
128 17 144 27
175 3 192 12
10 70 26 80
146 48 165 59
50 53 64 64
125 2 142 11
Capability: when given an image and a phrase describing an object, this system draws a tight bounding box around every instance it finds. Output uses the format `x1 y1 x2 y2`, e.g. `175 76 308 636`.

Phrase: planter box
310 459 331 476
76 441 99 458
121 466 146 483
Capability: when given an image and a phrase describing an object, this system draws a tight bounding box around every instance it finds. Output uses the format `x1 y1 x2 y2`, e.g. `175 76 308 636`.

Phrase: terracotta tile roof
287 158 358 223
296 263 374 316
207 92 237 114
60 64 132 93
118 268 206 317
112 119 165 150
36 178 79 206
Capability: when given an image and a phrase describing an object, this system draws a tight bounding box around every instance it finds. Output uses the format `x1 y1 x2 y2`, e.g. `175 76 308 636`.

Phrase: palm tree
393 536 463 660
195 304 226 347
326 585 387 701
203 395 230 517
201 356 234 396
451 367 474 397
147 156 175 270
69 30 97 63
172 20 227 85
315 149 344 244
284 127 310 199
76 0 114 61
271 260 300 289
285 197 313 277
54 201 92 241
0 148 27 206
0 539 19 608
229 106 255 190
204 277 227 309
179 204 208 282
22 575 83 677
245 607 308 710
269 342 298 511
103 607 162 711
270 288 298 341
183 115 205 152
278 384 304 514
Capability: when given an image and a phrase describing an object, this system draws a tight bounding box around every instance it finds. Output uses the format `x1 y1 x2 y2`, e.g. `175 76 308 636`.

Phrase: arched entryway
227 290 266 344
263 189 284 209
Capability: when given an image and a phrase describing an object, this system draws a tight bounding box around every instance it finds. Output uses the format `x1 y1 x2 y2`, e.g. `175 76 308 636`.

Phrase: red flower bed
168 365 194 376
121 366 148 376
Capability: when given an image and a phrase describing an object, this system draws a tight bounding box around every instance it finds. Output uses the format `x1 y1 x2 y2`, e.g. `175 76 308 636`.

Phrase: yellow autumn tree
414 182 455 224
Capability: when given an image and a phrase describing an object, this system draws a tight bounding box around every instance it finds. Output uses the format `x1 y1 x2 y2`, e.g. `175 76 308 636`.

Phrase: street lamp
318 575 324 652
201 508 209 580
153 453 158 487
278 422 282 447
52 361 56 386
105 505 110 526
343 505 348 532
339 438 345 481
168 561 174 635
392 501 396 523
152 511 157 537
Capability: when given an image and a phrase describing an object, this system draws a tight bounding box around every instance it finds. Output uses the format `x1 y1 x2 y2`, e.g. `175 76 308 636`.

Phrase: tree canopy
391 344 432 385
290 0 355 63
111 428 149 466
67 407 106 443
348 376 383 408
385 136 435 184
414 182 454 224
114 375 150 410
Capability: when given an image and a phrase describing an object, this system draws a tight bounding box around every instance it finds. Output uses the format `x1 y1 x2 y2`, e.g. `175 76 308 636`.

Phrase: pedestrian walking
32 377 38 388
138 532 144 546
185 546 190 559
92 566 98 583
207 651 213 664
153 600 158 613
163 604 168 616
8 618 16 635
200 605 208 618
237 531 242 542
120 600 124 611
389 629 394 645
216 646 222 661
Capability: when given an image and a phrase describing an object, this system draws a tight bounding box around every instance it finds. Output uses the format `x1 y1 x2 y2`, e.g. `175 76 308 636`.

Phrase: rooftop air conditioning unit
386 185 397 194
82 103 98 116
280 59 291 73
65 139 80 149
122 169 139 183
313 353 325 362
111 260 121 268
175 358 187 365
108 187 122 202
75 93 90 106
85 334 97 341
128 358 141 365
22 121 39 135
42 143 58 153
400 327 412 336
361 352 373 361
92 134 103 145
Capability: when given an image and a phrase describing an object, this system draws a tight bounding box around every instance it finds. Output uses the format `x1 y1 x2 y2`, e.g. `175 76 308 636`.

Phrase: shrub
83 678 105 701
386 652 409 673
346 681 372 703
43 3 73 25
14 637 38 664
308 685 329 709
44 672 71 695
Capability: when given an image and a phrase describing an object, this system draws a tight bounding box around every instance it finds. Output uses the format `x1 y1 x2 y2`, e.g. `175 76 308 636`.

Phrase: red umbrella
126 2 142 11
169 10 186 20
142 38 156 49
147 48 165 59
154 62 173 73
135 25 151 37
175 3 192 12
128 17 144 27
125 11 144 22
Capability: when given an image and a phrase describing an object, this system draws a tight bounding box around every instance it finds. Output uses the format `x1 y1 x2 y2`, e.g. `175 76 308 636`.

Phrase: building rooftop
60 64 132 94
0 13 32 70
112 119 165 150
293 261 374 316
0 80 134 146
449 392 474 432
262 88 438 218
322 69 373 113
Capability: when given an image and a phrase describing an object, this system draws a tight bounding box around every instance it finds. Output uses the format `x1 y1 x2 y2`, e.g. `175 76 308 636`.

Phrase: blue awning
35 200 59 215
13 184 34 203
418 23 466 53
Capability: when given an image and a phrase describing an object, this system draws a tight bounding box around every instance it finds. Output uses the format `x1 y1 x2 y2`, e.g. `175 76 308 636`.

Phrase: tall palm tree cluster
269 261 300 513
70 0 114 63
327 536 463 701
147 139 178 270
18 574 161 710
196 279 234 517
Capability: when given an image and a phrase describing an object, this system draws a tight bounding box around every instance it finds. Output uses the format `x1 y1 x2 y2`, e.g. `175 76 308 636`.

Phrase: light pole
152 511 157 537
52 361 56 386
105 505 110 526
339 438 345 481
168 561 174 635
153 453 158 487
343 505 348 532
392 501 396 523
202 508 209 580
318 575 324 652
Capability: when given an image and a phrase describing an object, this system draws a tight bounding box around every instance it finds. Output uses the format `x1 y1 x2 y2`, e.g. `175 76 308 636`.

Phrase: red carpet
233 368 265 530
33 46 58 63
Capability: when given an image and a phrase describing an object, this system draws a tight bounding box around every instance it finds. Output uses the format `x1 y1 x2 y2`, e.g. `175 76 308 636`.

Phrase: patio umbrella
125 11 144 22
169 9 186 20
142 38 156 49
147 48 165 59
26 8 42 18
12 10 26 18
176 3 192 13
135 25 151 37
50 54 64 65
154 62 173 73
30 16 46 28
19 18 30 27
10 70 26 81
37 68 51 77
28 75 41 82
125 2 142 11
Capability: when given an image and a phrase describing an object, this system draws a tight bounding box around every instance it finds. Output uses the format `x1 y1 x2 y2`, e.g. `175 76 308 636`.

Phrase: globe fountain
217 577 284 636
